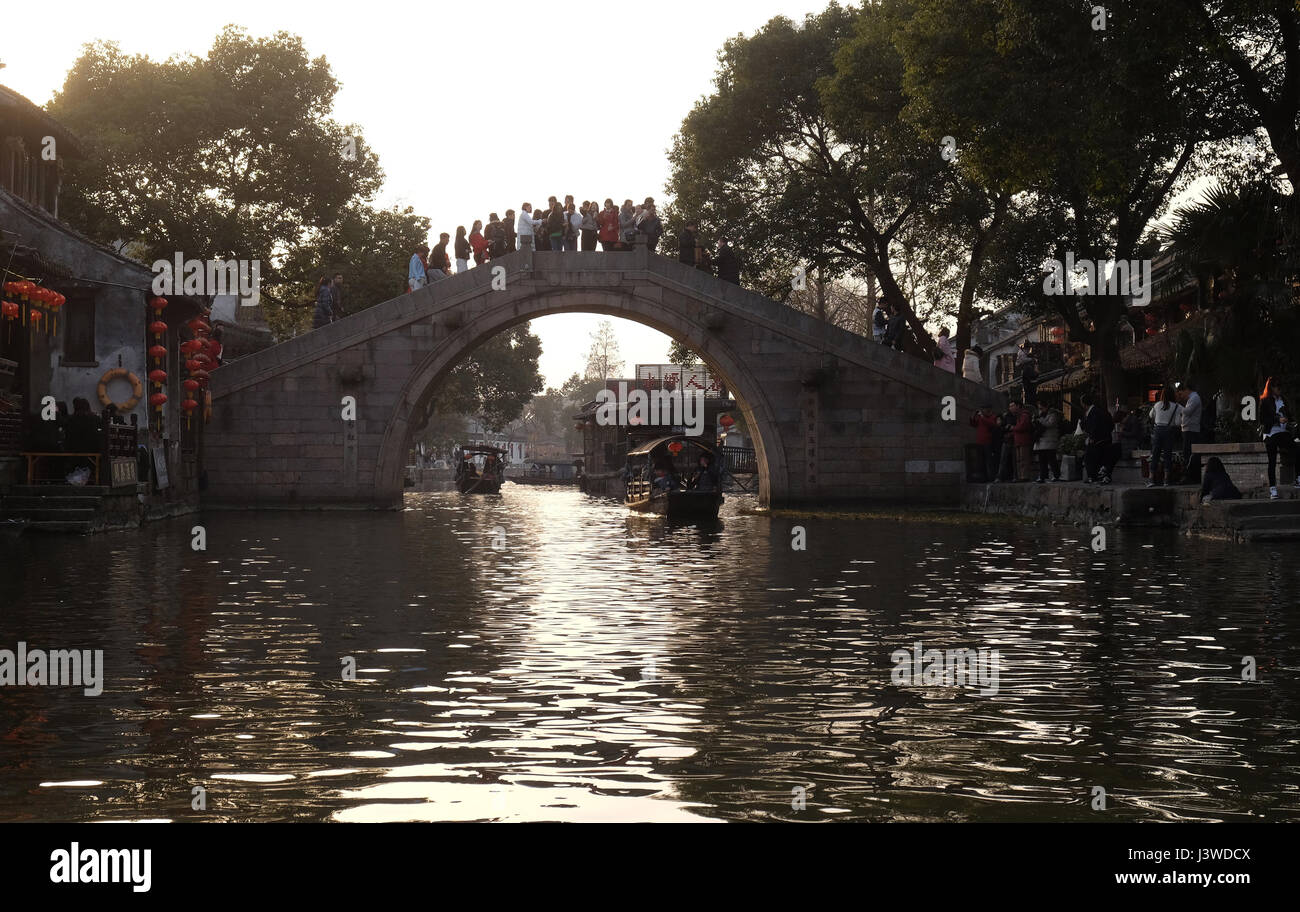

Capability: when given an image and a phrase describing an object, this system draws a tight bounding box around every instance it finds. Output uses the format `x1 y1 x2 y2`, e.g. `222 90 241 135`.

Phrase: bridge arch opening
376 289 786 507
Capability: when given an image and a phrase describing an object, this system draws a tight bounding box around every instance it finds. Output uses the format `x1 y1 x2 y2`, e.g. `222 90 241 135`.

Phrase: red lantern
192 369 211 385
719 414 735 428
149 392 168 409
1 301 17 319
667 441 684 454
183 379 201 393
15 281 34 299
150 296 168 311
185 359 201 373
150 320 168 335
181 339 203 355
187 318 211 335
192 352 212 367
148 345 168 360
29 309 41 324
149 369 168 385
181 398 198 413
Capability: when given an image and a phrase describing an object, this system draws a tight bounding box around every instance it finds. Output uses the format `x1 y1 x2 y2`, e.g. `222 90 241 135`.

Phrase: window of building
62 296 96 364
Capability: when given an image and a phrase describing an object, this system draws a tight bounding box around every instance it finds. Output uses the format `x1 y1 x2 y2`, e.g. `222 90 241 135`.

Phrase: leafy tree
667 1 1009 359
898 0 1241 399
1179 0 1300 192
561 371 608 406
667 339 695 366
49 28 382 271
433 324 545 432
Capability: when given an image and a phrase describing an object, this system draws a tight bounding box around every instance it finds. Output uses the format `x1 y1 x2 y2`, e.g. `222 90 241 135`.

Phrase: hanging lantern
29 309 41 325
667 441 684 455
1 301 17 320
149 320 168 336
181 398 198 413
192 352 212 367
185 359 201 373
187 317 211 335
148 369 168 385
183 379 201 394
719 414 736 428
150 296 168 312
148 344 168 360
180 339 202 355
192 369 211 387
149 392 168 409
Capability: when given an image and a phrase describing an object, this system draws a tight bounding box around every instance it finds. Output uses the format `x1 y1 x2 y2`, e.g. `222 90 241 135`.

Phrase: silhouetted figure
716 240 740 285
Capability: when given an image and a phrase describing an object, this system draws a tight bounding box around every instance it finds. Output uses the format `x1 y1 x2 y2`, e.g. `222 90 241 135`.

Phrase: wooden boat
623 435 724 520
455 444 507 495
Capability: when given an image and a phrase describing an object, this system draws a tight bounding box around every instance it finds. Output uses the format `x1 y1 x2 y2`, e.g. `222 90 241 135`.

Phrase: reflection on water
1 486 1298 822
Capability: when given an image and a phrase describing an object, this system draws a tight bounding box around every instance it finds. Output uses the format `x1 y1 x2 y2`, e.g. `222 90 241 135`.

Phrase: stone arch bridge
204 247 1000 509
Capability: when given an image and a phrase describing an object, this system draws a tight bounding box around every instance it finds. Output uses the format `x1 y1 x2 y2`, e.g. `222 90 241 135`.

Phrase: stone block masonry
207 251 1003 510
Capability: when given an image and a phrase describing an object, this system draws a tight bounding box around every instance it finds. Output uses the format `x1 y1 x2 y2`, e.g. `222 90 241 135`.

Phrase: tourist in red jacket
970 407 999 482
597 199 620 251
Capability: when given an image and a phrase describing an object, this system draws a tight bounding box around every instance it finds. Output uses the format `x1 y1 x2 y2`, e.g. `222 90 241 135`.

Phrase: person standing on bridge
619 200 637 249
598 199 620 251
504 209 517 251
470 220 489 266
486 214 506 259
716 238 740 285
408 244 429 291
454 226 472 273
516 205 539 252
639 203 663 253
430 233 452 280
546 202 566 251
312 276 334 329
330 272 344 319
565 202 582 252
580 202 599 251
679 221 699 266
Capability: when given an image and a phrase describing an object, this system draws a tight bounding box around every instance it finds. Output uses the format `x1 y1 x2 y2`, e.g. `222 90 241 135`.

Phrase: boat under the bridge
623 435 724 520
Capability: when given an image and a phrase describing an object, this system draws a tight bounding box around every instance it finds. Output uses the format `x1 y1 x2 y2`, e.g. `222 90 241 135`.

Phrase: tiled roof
0 84 84 157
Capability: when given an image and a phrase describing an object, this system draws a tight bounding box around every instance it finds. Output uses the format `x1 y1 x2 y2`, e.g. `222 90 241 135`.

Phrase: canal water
1 487 1297 822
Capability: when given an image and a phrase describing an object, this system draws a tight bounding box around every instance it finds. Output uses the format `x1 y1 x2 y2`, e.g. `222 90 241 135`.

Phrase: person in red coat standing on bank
970 406 1000 483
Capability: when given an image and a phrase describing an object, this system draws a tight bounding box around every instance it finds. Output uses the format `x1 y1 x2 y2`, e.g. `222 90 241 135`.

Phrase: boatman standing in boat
692 454 721 492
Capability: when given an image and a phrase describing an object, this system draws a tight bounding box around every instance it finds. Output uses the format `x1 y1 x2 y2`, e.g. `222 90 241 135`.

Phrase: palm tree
1159 181 1298 393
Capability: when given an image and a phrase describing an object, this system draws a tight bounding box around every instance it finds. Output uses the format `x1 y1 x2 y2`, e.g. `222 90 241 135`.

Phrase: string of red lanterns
2 280 66 337
148 297 168 426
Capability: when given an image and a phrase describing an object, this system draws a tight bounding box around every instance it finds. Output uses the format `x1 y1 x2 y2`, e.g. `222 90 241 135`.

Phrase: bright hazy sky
3 0 830 387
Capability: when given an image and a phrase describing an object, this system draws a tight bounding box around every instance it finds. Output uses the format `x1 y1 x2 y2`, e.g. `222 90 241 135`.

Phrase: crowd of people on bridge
404 195 743 291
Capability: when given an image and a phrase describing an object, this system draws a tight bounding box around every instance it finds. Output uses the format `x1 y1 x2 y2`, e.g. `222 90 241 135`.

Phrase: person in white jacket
516 204 542 252
962 345 984 383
